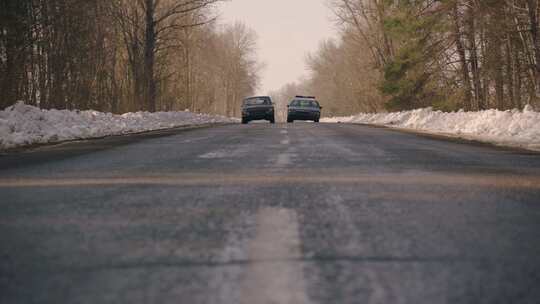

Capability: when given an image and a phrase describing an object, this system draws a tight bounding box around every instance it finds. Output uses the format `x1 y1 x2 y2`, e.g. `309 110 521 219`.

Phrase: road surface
1 123 540 304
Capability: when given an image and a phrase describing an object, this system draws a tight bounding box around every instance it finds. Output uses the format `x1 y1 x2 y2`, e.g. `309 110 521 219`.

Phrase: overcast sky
220 0 337 95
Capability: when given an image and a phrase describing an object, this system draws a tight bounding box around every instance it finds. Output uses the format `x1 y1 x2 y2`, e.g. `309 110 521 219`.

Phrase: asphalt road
1 123 540 304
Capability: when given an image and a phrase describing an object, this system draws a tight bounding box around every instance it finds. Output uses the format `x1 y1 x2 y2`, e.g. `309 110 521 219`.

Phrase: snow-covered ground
0 101 237 150
322 106 540 151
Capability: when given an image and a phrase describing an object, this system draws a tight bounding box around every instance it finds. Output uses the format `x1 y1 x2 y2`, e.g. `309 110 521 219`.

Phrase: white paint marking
276 154 292 167
280 130 288 135
240 208 309 304
281 137 291 145
199 151 229 159
180 136 213 144
198 145 251 159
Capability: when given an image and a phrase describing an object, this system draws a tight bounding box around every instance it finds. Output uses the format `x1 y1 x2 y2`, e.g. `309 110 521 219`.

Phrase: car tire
270 116 275 124
287 119 293 123
242 118 249 124
314 118 320 123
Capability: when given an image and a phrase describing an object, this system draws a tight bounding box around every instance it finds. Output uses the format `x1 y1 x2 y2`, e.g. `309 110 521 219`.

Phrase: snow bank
322 106 540 151
0 101 236 150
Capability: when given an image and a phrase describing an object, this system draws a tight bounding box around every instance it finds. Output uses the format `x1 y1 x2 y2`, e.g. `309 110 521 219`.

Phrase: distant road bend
1 123 540 304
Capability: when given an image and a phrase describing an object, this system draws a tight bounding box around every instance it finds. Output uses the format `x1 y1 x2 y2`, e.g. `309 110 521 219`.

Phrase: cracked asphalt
1 123 540 304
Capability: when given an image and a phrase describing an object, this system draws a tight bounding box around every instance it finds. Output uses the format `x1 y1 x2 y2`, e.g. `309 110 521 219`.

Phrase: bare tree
110 0 222 112
317 0 540 112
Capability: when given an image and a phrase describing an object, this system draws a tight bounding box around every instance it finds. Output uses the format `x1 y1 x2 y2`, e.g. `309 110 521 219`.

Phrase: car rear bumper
243 112 274 121
244 115 273 121
288 112 320 121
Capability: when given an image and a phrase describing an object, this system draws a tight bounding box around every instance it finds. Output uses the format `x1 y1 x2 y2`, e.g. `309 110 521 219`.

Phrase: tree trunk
466 0 484 110
144 0 157 112
506 33 515 108
489 7 505 109
452 2 473 110
526 0 540 101
494 43 505 109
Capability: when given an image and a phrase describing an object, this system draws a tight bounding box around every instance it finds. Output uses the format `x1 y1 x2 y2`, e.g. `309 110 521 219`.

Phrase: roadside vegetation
275 0 540 116
4 1 540 118
0 0 261 116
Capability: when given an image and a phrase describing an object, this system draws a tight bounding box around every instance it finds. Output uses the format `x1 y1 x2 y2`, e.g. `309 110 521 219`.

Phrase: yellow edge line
0 174 539 189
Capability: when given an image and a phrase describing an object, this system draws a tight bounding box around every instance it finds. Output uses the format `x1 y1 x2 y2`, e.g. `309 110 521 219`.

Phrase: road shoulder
0 123 235 155
341 123 540 154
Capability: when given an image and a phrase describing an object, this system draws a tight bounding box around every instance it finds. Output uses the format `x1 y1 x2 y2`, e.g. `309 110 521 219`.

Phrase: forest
3 1 540 117
0 0 261 116
273 0 540 116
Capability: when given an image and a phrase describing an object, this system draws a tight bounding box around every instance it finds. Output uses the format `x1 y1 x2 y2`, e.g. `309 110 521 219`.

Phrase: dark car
287 96 322 123
241 96 275 124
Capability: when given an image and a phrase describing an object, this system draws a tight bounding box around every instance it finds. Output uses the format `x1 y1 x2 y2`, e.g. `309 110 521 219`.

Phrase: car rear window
291 100 320 108
244 98 271 106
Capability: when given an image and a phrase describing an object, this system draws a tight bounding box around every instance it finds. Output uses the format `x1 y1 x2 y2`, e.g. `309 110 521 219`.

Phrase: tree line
277 0 540 116
0 0 261 115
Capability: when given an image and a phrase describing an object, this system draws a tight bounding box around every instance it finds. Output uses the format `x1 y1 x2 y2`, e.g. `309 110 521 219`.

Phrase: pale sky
220 0 337 95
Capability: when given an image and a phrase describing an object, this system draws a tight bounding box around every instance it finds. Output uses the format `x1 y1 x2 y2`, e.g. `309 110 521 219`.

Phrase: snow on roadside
322 106 540 151
0 101 237 150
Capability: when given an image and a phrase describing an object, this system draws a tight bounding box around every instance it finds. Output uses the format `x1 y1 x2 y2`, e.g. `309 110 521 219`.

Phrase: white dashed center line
240 208 309 304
